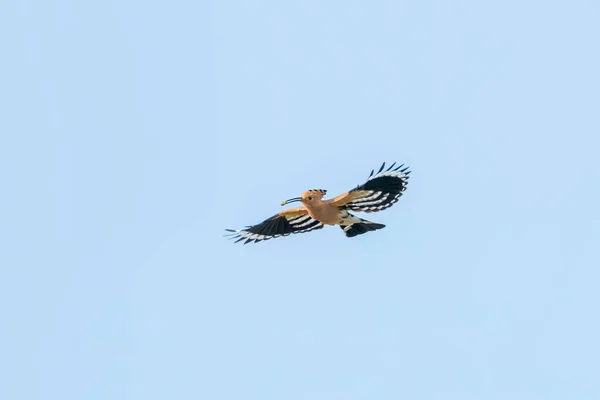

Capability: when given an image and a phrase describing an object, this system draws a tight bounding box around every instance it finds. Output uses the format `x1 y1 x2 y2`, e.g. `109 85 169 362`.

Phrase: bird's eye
307 196 313 201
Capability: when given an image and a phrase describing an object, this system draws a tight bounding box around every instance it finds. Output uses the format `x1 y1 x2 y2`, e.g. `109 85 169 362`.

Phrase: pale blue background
1 0 599 399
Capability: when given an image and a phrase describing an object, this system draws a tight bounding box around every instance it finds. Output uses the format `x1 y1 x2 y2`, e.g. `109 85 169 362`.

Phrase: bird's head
281 189 327 206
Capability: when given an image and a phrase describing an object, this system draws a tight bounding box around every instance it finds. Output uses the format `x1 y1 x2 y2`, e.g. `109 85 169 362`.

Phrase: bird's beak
281 197 302 206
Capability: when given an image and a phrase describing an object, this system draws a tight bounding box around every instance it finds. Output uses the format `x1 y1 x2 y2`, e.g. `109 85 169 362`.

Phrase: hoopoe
225 162 410 244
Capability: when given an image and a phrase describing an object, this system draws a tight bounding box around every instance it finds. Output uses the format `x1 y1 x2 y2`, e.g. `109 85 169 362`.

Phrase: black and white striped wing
332 162 410 212
225 208 324 244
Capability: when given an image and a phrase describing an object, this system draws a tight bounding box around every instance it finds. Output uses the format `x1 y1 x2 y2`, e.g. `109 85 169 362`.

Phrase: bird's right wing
331 162 410 212
225 207 324 244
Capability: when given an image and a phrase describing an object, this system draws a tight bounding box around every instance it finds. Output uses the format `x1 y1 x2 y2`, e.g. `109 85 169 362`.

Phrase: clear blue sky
1 0 599 399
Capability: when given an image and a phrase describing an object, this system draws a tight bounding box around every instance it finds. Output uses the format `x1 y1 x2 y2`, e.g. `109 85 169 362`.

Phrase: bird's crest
302 189 327 201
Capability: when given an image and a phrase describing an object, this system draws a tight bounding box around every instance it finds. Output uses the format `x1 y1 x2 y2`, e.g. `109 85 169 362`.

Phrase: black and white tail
339 213 386 238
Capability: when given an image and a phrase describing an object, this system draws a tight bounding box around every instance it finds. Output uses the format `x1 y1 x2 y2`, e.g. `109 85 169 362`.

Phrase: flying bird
225 162 410 244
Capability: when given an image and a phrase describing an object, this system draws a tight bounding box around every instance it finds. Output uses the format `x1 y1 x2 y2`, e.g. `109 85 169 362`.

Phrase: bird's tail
339 214 385 238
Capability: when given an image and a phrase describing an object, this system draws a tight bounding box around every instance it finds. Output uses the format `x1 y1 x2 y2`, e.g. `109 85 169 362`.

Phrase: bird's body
225 162 410 244
302 196 340 225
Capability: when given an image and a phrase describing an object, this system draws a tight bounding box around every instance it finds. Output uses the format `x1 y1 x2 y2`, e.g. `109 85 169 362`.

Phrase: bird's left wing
331 162 410 212
225 206 324 244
